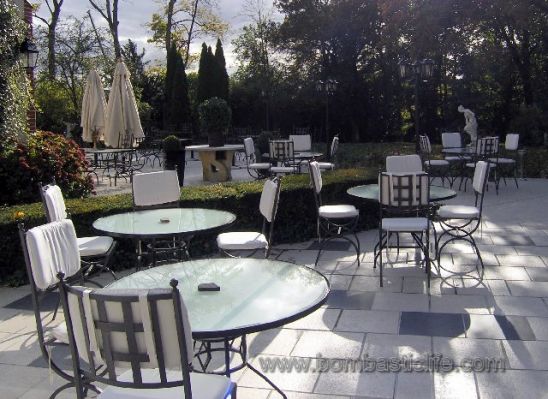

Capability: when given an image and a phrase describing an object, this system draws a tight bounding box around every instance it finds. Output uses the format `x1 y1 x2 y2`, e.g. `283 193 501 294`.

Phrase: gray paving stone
349 276 403 292
326 274 353 290
497 254 546 268
314 368 396 398
476 369 548 399
285 308 341 331
507 281 548 297
432 337 505 364
516 246 548 256
394 372 434 399
291 330 364 359
247 329 302 357
525 267 548 282
371 293 429 312
488 296 548 317
433 369 478 399
362 333 432 364
335 310 399 334
503 340 548 370
527 316 548 340
430 294 490 314
482 266 530 280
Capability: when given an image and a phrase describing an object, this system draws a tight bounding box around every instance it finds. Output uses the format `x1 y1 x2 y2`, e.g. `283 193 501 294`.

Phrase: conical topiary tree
214 38 229 101
165 43 191 131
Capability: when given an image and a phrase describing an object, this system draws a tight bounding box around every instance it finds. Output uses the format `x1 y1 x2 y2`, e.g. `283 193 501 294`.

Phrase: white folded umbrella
104 60 145 148
80 69 107 145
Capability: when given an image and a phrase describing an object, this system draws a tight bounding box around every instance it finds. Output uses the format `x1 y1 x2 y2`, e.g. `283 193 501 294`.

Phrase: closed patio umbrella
80 69 107 146
104 60 145 147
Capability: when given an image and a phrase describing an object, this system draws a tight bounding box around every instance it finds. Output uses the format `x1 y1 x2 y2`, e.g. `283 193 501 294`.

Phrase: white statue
458 105 478 144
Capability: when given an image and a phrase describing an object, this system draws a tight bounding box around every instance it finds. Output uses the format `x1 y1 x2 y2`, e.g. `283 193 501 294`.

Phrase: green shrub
0 167 377 285
198 97 231 134
0 131 93 206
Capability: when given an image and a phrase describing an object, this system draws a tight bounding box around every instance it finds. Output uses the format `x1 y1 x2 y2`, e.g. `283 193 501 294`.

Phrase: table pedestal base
195 335 287 398
198 150 235 182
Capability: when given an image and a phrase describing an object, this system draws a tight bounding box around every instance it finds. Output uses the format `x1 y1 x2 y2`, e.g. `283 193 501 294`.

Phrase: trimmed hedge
0 167 378 285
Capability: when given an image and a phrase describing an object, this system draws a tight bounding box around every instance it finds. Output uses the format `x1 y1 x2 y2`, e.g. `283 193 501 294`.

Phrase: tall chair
269 139 300 174
462 136 499 193
217 177 282 258
18 219 100 398
386 154 423 173
435 161 491 271
40 182 117 278
132 170 184 267
318 135 339 170
58 278 236 399
490 133 519 189
243 137 270 179
309 160 360 266
376 172 431 287
419 135 450 186
289 134 312 152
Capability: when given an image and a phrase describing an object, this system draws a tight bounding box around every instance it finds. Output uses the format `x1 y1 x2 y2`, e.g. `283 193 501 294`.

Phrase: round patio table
93 208 236 267
106 258 330 398
347 184 457 202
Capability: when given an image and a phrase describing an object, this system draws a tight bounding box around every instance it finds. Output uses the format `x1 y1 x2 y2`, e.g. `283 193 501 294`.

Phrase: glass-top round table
93 208 236 239
106 258 329 338
347 184 457 202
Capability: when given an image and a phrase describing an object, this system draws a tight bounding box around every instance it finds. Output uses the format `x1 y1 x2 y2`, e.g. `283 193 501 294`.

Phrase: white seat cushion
216 232 268 250
382 217 429 232
77 236 114 257
249 162 271 170
270 166 296 174
425 160 450 167
445 156 471 162
319 204 359 219
490 157 515 164
466 162 495 168
99 369 233 399
318 162 335 170
437 205 480 219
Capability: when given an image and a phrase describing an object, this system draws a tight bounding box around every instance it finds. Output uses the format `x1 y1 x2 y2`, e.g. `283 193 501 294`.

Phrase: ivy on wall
0 0 30 153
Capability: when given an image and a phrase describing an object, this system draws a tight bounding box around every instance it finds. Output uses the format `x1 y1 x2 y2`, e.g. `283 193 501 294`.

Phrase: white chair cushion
445 156 471 162
249 162 270 170
289 134 312 152
386 155 423 173
382 217 429 232
467 162 494 168
26 220 81 290
318 162 335 170
77 236 114 257
442 132 461 148
309 161 322 193
43 185 68 221
437 205 480 219
99 369 233 399
425 160 450 167
132 170 180 207
270 166 296 174
259 179 279 222
490 157 515 164
217 232 268 250
319 204 359 219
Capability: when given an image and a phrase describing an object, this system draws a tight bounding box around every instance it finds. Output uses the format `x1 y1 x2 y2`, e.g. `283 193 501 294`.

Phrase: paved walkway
1 178 548 398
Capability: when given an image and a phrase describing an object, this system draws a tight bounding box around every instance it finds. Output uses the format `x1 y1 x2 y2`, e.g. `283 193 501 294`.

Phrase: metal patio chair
461 136 499 193
375 172 432 288
490 133 519 189
18 219 101 398
269 139 301 175
317 135 339 170
58 278 236 399
40 182 117 279
217 176 282 258
386 154 423 173
243 137 270 179
132 170 185 267
419 135 451 186
309 160 360 266
434 160 491 272
289 134 312 152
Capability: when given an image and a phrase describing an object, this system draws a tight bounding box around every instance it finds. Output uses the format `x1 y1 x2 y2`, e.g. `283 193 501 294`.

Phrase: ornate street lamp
316 79 338 151
20 38 39 70
399 58 434 150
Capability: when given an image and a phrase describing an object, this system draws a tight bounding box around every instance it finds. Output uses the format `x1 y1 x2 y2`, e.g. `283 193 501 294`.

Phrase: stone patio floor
1 174 548 398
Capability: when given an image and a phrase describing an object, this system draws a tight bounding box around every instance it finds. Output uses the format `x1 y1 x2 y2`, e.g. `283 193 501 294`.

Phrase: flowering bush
0 131 93 206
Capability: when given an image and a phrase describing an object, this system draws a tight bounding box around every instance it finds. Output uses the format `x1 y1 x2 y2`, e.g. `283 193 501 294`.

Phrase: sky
35 0 275 73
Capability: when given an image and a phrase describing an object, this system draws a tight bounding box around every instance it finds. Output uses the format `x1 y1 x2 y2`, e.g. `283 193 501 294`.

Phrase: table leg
198 151 234 182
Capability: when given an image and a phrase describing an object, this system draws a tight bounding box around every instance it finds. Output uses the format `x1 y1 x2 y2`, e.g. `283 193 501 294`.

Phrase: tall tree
214 38 229 101
196 43 216 103
166 45 191 130
34 0 65 77
88 0 121 58
148 0 228 67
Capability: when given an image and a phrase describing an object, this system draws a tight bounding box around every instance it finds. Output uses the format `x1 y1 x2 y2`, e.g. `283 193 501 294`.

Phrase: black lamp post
20 38 39 70
316 79 337 151
398 58 434 151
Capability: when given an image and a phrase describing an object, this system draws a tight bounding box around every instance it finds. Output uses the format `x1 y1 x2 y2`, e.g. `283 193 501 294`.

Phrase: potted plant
198 97 232 147
162 135 187 186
